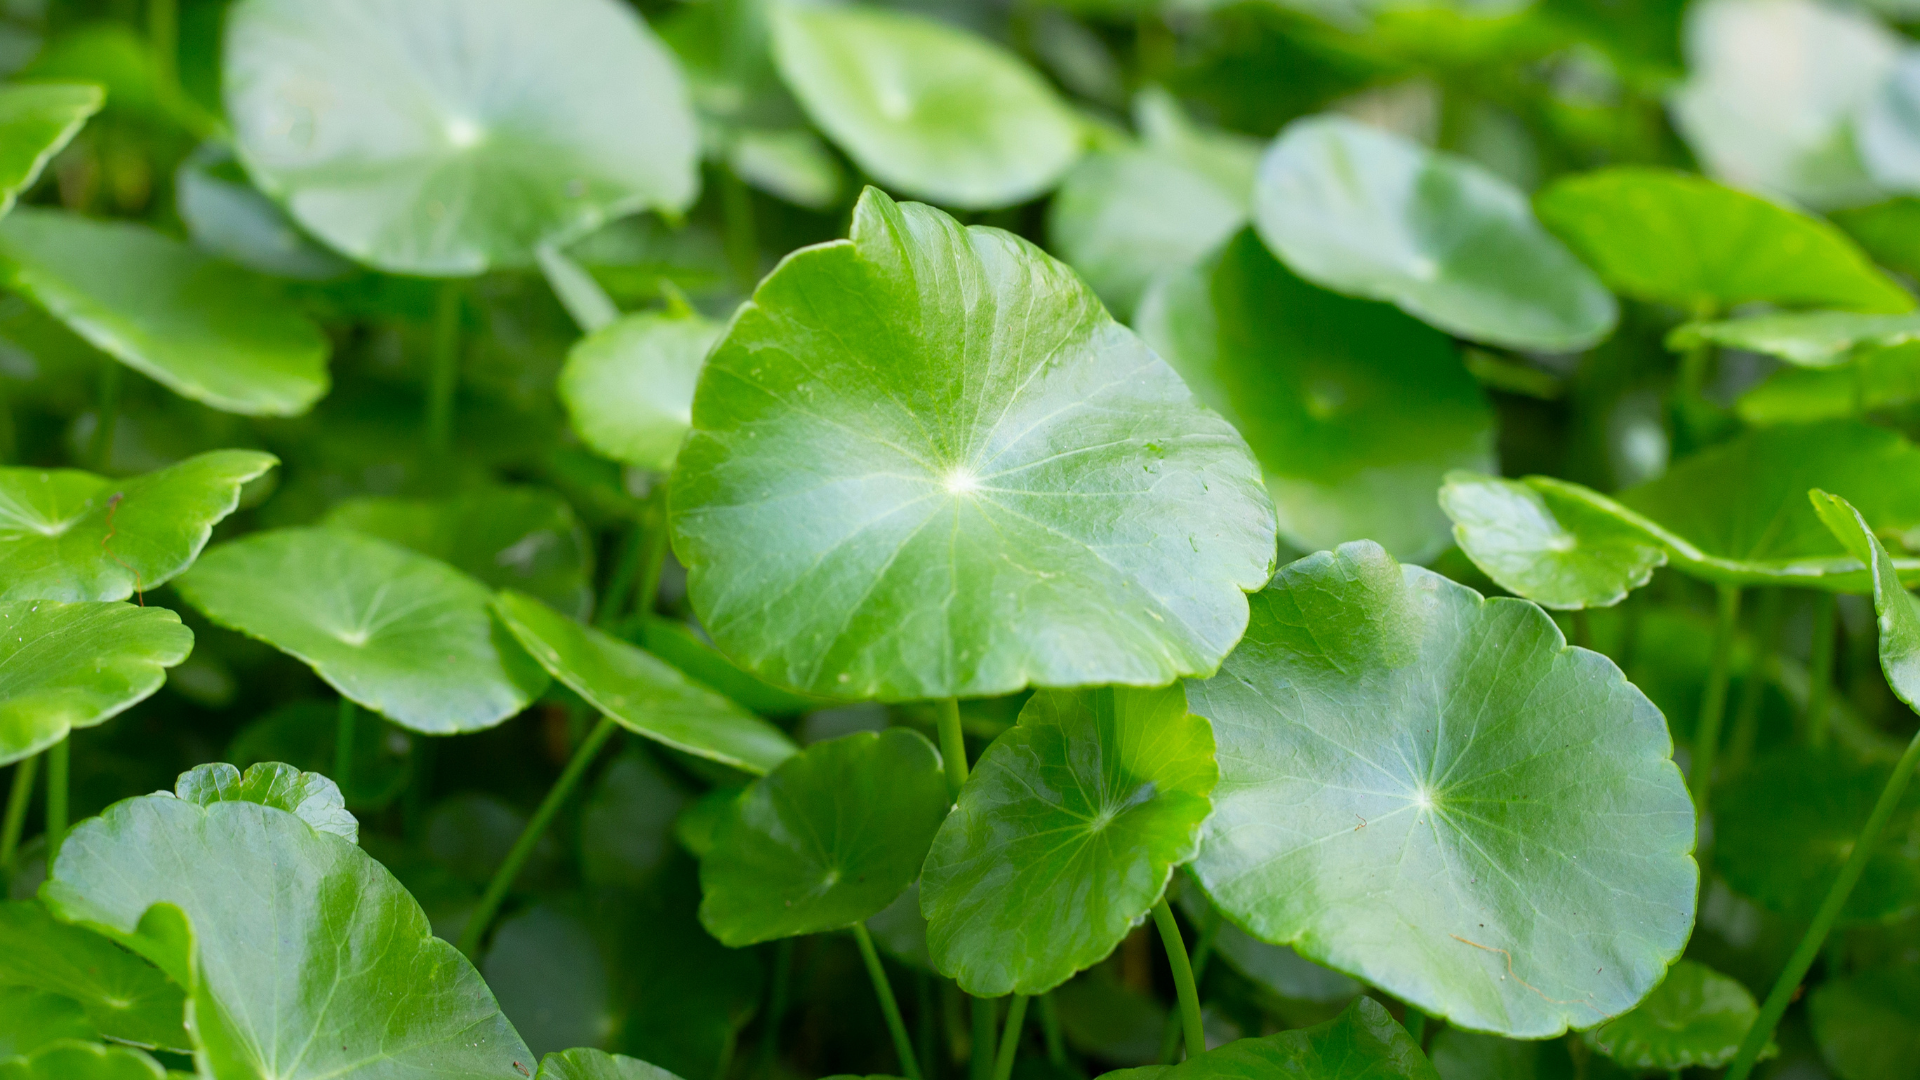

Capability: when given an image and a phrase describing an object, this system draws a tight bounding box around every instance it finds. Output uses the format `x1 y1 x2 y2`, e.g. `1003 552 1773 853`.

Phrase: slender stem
427 281 462 452
45 738 68 866
535 243 619 334
91 361 121 472
916 972 938 1080
969 997 996 1080
722 167 759 292
633 484 672 622
991 995 1028 1080
1159 904 1222 1063
1037 992 1067 1069
1729 589 1783 775
853 923 923 1080
1403 1004 1427 1045
1690 585 1743 820
1807 591 1838 749
1725 726 1920 1080
936 699 968 801
1151 898 1205 1061
1 755 37 873
333 697 356 803
753 938 793 1080
457 715 620 957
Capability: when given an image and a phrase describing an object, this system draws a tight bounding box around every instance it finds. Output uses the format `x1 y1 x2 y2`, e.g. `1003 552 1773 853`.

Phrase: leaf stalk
0 754 37 874
936 698 968 801
1150 896 1205 1061
333 697 356 803
45 737 68 866
426 281 462 452
991 994 1028 1080
853 921 923 1080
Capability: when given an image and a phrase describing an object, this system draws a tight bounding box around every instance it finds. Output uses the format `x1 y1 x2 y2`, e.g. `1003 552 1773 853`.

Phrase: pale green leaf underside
0 900 187 1053
0 83 102 218
560 310 721 472
0 601 191 766
671 188 1276 702
172 761 358 843
1669 311 1920 368
1582 960 1767 1070
1187 541 1696 1038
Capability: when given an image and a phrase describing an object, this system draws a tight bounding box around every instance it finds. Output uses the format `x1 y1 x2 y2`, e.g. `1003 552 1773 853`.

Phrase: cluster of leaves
2 1 1920 1080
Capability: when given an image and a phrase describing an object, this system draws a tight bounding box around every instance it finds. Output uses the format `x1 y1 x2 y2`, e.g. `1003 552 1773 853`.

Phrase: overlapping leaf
0 83 102 218
1101 998 1439 1080
0 901 185 1052
0 1041 166 1080
559 310 721 473
171 762 358 843
0 601 191 766
1582 960 1768 1070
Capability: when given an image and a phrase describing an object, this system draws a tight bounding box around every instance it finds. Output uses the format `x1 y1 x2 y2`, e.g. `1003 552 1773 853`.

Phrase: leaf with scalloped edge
170 761 357 843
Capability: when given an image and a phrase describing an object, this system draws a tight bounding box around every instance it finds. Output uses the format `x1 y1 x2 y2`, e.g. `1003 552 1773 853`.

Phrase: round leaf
1139 228 1493 563
919 684 1216 996
224 0 699 276
41 794 534 1079
173 527 550 734
1186 541 1697 1038
670 187 1276 702
697 728 949 946
560 310 721 472
1140 997 1438 1080
0 1041 165 1080
1668 311 1920 368
0 601 192 767
0 901 187 1052
769 4 1083 209
1535 168 1912 314
1809 967 1920 1080
493 590 798 775
1438 473 1669 610
0 83 102 218
0 988 95 1057
1581 960 1767 1070
0 209 330 416
539 1049 686 1080
1251 115 1617 351
0 450 278 603
170 761 358 844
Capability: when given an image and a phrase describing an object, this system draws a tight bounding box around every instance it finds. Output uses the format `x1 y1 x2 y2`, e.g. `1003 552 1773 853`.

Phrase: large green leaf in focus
1251 115 1616 352
174 528 550 734
493 590 797 775
0 601 192 766
1534 168 1912 314
919 685 1215 996
224 0 698 276
539 1049 684 1080
698 729 948 945
1809 967 1920 1080
1186 541 1696 1037
1581 960 1767 1070
1668 312 1920 367
670 188 1276 702
0 1042 166 1080
0 83 101 218
1139 229 1492 563
0 988 95 1056
0 450 276 603
0 209 330 416
559 309 721 473
171 762 358 844
769 4 1083 210
0 901 187 1052
1112 997 1439 1080
325 487 595 620
40 794 533 1079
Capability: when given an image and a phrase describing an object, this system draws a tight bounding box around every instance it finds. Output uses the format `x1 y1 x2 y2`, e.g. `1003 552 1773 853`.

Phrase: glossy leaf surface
1115 997 1439 1080
0 601 191 766
671 188 1275 701
1809 968 1920 1080
0 901 187 1052
171 761 358 843
1187 542 1696 1037
225 0 699 275
1252 115 1616 351
0 1042 165 1080
1139 229 1492 563
0 83 102 218
698 729 948 946
1438 473 1668 610
920 685 1216 996
560 310 721 472
770 4 1082 209
539 1049 685 1080
1581 960 1765 1069
0 209 330 416
175 528 549 734
493 590 797 775
0 450 276 603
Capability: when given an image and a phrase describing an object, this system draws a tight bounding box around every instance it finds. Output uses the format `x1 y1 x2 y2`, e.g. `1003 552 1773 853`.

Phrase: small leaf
1582 960 1770 1070
224 0 699 275
0 900 187 1052
0 1041 166 1080
0 601 192 766
920 685 1216 996
493 590 797 775
0 83 102 218
1252 115 1617 351
1186 541 1696 1037
671 187 1276 701
174 528 550 734
0 209 330 416
539 1048 686 1080
1809 967 1920 1080
0 450 277 603
698 729 948 946
1123 997 1438 1080
0 988 96 1056
770 5 1083 210
559 310 721 473
1535 168 1912 314
728 129 845 212
170 761 358 843
1438 473 1668 610
1813 489 1920 708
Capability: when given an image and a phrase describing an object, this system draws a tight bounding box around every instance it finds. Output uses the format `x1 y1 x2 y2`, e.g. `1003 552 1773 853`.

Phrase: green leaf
1177 887 1360 1006
493 590 797 775
41 793 534 1079
670 187 1276 701
1832 198 1920 281
0 209 331 416
769 4 1083 209
559 309 721 473
174 527 550 734
1581 960 1768 1070
539 1049 685 1080
1813 489 1920 708
224 0 699 276
1186 541 1696 1038
0 601 192 766
698 728 948 946
1126 997 1439 1080
170 761 358 844
0 988 96 1056
1438 473 1669 610
1809 967 1920 1080
1252 115 1616 351
1534 168 1912 314
0 83 102 218
635 616 823 717
1736 344 1920 425
228 701 412 810
920 685 1216 996
0 1041 166 1080
1427 1029 1547 1080
0 901 187 1052
1668 312 1920 368
0 450 277 603
1139 228 1492 563
324 486 596 621
485 905 612 1058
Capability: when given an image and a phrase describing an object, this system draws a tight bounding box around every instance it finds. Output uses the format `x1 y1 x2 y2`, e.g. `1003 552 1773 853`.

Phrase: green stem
427 281 462 452
535 243 619 334
1807 591 1837 749
1037 992 1067 1069
45 738 68 866
854 922 923 1080
91 361 121 472
1151 897 1205 1061
1690 585 1742 821
970 997 996 1080
1725 726 1920 1080
753 938 793 1080
1 754 37 873
937 699 968 801
1159 904 1222 1063
992 995 1028 1080
457 715 620 957
333 698 355 804
1728 589 1783 775
633 485 672 623
596 522 647 629
722 167 759 292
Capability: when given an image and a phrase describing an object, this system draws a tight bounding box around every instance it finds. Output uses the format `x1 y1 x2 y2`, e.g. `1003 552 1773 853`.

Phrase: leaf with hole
0 601 191 767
